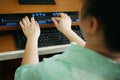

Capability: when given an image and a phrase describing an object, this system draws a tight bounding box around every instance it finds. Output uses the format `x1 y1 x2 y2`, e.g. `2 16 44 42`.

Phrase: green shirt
15 44 120 80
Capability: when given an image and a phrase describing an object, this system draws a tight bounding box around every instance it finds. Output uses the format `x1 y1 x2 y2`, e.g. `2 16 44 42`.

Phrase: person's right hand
52 13 72 35
19 16 40 40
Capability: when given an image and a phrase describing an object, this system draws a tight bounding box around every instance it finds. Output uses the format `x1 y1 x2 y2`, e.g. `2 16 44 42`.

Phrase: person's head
80 0 120 52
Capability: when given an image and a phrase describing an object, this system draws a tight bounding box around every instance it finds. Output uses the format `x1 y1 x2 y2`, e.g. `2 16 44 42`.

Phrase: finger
35 21 40 28
31 17 36 24
52 17 61 21
22 18 27 26
64 13 68 17
68 16 71 20
52 18 60 26
35 21 39 26
58 13 65 18
35 21 38 24
19 21 25 29
25 16 30 24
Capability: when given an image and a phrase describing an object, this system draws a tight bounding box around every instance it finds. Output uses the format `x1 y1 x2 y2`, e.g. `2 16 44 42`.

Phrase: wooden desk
0 0 82 14
0 0 82 59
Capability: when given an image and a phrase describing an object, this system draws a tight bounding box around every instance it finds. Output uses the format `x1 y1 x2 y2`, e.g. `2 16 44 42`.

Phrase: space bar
0 44 71 61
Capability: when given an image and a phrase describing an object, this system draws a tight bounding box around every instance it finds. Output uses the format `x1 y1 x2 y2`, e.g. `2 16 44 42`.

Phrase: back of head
81 0 120 52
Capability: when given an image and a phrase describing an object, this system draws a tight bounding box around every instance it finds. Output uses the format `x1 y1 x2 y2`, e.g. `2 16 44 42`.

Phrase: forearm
64 30 86 47
21 38 39 66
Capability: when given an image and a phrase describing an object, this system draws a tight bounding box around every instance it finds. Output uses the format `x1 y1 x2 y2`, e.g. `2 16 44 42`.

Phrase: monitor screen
19 0 56 5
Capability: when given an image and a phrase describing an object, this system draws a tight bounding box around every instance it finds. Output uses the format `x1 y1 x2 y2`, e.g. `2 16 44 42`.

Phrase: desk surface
0 0 82 14
0 0 82 61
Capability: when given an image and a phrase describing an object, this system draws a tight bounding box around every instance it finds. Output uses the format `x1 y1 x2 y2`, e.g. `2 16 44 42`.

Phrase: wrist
63 30 74 36
27 36 39 42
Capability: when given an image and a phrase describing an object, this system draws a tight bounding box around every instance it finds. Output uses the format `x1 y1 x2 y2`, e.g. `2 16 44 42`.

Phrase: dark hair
81 0 120 52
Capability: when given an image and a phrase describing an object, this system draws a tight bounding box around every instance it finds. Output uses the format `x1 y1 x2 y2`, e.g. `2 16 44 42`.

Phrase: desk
0 0 82 61
0 0 82 14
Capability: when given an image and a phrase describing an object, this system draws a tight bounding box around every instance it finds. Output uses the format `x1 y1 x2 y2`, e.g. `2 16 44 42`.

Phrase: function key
52 12 58 16
32 14 35 17
42 13 46 17
36 13 39 17
39 13 43 16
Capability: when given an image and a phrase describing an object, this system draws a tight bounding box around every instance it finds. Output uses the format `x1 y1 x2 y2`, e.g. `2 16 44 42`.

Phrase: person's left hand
19 16 40 40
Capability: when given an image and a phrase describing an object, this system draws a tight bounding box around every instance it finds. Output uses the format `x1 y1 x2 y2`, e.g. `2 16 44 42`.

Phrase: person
15 0 120 80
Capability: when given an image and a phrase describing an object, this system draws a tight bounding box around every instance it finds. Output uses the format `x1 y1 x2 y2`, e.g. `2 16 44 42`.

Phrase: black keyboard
14 26 84 50
0 12 79 26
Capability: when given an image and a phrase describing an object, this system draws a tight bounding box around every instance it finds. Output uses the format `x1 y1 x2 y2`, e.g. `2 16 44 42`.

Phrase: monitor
19 0 56 5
